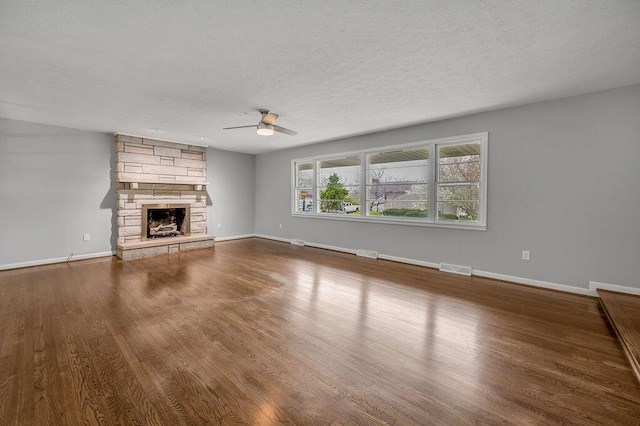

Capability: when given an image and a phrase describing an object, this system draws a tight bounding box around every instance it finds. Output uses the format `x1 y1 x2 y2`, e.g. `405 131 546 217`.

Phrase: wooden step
598 289 640 383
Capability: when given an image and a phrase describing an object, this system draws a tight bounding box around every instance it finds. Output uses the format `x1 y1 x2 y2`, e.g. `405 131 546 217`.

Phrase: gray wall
206 148 255 238
0 118 257 267
255 84 640 290
0 118 116 265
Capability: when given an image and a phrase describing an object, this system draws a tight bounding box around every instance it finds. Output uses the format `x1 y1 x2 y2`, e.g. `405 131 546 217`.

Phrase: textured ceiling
1 1 640 154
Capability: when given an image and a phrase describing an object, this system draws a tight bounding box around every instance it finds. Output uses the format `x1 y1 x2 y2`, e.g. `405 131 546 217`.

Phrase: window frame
291 132 488 230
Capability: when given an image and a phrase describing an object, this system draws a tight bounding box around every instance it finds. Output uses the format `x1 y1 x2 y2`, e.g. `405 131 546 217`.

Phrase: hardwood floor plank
1 238 639 425
598 290 640 384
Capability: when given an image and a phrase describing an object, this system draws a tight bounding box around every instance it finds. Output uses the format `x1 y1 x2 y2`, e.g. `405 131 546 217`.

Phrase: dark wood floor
1 238 639 425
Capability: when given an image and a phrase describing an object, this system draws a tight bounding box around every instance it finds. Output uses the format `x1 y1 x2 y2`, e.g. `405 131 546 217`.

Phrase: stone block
142 139 186 149
117 162 125 172
182 151 204 160
191 221 207 230
116 140 124 152
160 159 174 166
117 152 161 165
124 144 154 155
191 214 203 222
187 169 203 177
154 191 181 197
119 225 141 237
188 145 206 152
137 183 190 191
142 164 188 176
125 164 143 173
174 158 205 169
119 209 141 217
180 240 215 251
125 217 141 226
116 135 143 144
119 245 168 261
154 146 181 158
118 200 126 209
168 244 180 254
175 175 205 183
124 142 148 148
117 172 159 182
130 192 154 198
158 175 176 182
118 236 125 245
118 217 125 227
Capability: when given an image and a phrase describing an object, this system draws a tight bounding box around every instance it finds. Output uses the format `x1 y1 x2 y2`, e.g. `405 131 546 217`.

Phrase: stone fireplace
114 135 215 260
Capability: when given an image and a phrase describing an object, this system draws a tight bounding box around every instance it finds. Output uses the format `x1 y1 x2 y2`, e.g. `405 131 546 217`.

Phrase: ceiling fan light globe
257 123 274 136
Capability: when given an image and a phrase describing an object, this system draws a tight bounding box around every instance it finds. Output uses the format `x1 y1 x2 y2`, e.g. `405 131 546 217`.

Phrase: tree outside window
320 173 349 212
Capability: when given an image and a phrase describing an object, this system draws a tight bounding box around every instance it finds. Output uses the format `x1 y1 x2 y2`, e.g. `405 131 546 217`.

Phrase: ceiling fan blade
261 112 279 125
222 125 256 130
273 125 298 136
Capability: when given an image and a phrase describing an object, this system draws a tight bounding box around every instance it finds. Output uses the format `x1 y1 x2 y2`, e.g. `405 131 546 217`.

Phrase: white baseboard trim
254 234 358 254
254 234 291 244
214 234 256 242
305 241 357 255
253 234 594 296
0 251 116 271
589 281 640 297
473 270 592 296
377 254 440 269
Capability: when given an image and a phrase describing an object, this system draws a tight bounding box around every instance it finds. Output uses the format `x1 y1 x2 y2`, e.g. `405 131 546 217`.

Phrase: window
292 132 487 229
317 156 361 214
294 162 313 213
367 147 429 218
437 142 481 222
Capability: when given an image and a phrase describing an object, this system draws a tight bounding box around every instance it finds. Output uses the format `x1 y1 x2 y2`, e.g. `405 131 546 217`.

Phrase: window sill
291 212 486 231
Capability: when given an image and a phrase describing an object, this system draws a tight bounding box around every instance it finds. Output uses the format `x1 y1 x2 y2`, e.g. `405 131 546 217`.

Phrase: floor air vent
356 249 378 259
290 239 306 246
440 263 472 276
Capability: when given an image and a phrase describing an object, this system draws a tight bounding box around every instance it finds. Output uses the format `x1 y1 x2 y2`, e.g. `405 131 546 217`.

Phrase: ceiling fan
223 109 298 136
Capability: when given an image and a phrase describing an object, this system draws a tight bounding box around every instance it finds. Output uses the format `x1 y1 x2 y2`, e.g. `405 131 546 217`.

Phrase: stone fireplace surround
114 134 215 260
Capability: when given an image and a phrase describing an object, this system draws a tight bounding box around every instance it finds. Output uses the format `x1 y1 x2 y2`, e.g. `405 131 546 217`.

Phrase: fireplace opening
142 204 190 240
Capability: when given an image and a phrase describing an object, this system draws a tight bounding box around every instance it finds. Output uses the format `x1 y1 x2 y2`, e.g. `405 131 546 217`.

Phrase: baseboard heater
356 249 378 259
440 262 472 276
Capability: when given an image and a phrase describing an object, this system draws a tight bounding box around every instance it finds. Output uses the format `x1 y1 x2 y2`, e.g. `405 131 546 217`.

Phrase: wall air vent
356 249 378 259
290 239 306 246
440 263 472 276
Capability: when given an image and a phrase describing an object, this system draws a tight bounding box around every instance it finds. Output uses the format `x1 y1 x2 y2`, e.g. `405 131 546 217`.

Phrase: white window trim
291 132 488 231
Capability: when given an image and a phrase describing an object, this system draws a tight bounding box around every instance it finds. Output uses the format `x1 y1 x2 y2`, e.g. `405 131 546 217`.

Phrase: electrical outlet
83 233 90 242
279 223 282 229
522 250 530 261
217 223 222 229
